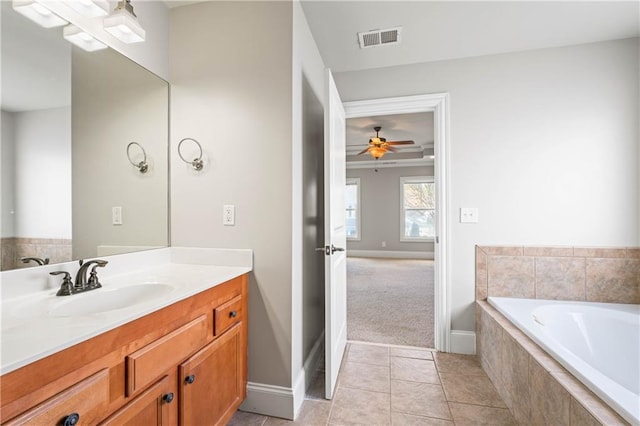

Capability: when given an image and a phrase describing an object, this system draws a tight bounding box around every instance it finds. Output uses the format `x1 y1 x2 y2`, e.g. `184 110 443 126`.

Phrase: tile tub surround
474 245 637 425
475 245 640 303
476 300 629 425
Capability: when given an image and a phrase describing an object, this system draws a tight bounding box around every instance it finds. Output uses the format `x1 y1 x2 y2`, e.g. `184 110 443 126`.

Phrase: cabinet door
179 324 242 426
100 376 174 426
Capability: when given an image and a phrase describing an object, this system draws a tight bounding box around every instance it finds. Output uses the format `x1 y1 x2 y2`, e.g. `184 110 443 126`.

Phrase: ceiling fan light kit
357 126 415 160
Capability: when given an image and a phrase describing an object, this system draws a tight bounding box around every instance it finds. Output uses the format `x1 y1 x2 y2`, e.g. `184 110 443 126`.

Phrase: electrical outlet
112 206 122 225
381 241 386 248
223 205 235 226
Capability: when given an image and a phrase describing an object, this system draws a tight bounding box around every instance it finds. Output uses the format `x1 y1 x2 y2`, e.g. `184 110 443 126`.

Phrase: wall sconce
64 24 107 51
12 0 68 28
104 0 145 44
178 138 204 171
126 142 149 174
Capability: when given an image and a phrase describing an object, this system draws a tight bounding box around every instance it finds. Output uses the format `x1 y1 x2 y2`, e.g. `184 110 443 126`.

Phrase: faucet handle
51 271 74 296
87 260 109 289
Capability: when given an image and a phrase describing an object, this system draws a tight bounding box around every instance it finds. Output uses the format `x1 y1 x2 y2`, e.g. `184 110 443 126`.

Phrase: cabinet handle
163 392 174 404
229 310 237 318
62 413 80 426
185 374 196 384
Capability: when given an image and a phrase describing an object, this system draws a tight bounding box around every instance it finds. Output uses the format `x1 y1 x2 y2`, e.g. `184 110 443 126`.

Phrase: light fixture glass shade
104 1 145 43
65 0 109 18
12 0 68 28
370 147 387 159
63 24 108 51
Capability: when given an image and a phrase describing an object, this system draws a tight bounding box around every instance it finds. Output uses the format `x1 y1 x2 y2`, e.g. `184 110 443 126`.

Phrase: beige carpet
347 257 434 348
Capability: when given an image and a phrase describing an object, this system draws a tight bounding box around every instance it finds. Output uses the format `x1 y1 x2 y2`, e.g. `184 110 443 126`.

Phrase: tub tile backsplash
586 258 640 304
523 246 573 257
572 247 627 258
476 245 640 304
535 257 586 301
487 256 535 298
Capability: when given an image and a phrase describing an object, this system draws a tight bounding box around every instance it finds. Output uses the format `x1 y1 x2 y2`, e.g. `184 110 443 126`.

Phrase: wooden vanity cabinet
0 274 248 426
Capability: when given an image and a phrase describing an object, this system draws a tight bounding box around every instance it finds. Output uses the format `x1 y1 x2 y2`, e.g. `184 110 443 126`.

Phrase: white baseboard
347 250 434 260
450 330 476 355
240 382 295 420
241 332 326 421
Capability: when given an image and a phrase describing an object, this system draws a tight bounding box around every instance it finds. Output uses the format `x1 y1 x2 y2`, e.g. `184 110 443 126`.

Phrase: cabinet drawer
4 369 109 426
126 315 208 395
214 296 242 336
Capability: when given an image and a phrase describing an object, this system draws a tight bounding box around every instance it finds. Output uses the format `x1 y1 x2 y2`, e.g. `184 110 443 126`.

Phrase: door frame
343 93 451 352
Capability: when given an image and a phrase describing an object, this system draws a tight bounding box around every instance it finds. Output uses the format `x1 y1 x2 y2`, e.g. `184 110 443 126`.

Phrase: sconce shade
66 0 109 18
104 0 145 43
64 24 108 52
12 0 68 28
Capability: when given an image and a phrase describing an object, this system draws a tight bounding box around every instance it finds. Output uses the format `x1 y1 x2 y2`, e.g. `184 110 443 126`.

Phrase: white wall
42 0 170 80
335 38 640 333
12 108 72 239
346 166 434 254
1 111 16 238
170 0 294 393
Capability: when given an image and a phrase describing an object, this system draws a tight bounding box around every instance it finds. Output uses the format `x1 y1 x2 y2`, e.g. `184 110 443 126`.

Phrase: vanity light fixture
65 0 109 18
63 24 108 52
12 0 68 28
104 0 145 44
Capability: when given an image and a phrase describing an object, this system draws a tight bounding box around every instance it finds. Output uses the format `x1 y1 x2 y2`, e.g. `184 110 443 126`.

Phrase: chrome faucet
21 257 50 266
50 259 109 296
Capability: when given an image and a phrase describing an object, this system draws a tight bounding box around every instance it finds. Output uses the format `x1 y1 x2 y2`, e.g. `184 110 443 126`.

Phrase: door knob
330 244 344 254
315 245 345 255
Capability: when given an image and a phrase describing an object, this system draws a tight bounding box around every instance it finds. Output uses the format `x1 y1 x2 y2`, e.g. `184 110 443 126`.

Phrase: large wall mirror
1 2 169 271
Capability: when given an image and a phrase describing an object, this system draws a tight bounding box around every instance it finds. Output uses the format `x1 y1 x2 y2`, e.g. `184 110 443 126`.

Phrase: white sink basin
50 283 176 317
7 283 176 319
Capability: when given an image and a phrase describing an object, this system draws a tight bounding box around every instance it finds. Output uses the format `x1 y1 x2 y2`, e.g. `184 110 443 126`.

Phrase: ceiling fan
357 126 414 159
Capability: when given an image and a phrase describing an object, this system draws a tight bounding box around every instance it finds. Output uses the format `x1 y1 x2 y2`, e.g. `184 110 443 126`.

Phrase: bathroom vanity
0 248 251 425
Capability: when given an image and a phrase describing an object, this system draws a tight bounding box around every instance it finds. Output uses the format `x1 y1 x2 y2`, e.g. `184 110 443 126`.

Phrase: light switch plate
460 207 479 223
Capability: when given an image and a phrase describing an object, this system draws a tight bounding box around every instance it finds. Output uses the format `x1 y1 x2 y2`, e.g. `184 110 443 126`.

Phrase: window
400 176 435 241
345 178 360 240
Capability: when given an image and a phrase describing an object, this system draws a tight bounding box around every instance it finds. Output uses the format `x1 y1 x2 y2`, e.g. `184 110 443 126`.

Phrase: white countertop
0 247 252 375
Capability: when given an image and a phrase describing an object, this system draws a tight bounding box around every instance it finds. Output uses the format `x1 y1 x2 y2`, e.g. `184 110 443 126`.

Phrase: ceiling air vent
357 27 402 49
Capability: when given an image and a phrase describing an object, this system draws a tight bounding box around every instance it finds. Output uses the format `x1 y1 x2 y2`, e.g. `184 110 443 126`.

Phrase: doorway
345 112 435 348
343 93 450 352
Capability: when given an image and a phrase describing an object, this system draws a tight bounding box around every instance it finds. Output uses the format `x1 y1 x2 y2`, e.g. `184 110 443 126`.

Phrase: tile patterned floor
228 342 516 426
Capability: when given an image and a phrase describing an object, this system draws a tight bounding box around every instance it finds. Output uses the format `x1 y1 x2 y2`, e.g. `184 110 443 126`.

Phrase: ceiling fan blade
386 140 415 145
356 147 371 155
385 146 397 152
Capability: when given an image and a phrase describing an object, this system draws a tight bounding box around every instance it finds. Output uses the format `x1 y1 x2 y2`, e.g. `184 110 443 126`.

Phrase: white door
323 69 347 399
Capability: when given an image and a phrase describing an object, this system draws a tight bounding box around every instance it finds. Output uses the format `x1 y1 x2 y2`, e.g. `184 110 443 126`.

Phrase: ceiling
300 1 640 73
